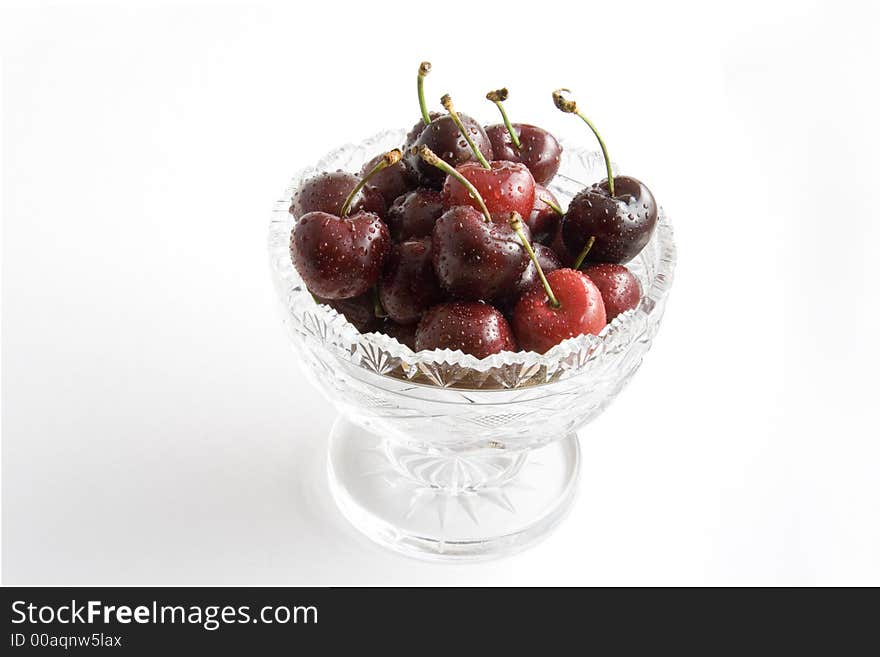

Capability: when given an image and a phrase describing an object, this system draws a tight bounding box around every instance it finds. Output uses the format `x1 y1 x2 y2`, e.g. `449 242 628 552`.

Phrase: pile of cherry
289 63 657 358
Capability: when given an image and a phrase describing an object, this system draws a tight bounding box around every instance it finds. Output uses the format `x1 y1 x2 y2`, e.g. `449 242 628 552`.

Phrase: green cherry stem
552 88 614 196
418 145 492 223
486 88 521 149
541 196 565 216
509 212 560 309
417 61 432 125
340 149 402 217
571 236 596 271
440 93 491 169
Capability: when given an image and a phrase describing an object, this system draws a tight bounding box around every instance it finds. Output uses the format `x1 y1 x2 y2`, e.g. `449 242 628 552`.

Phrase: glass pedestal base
327 417 580 562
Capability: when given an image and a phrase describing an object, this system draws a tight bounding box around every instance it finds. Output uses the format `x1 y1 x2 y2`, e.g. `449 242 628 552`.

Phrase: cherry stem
417 145 492 223
509 212 560 309
486 88 521 149
441 93 491 169
340 149 402 217
552 89 614 196
571 236 596 271
541 196 564 216
417 61 432 125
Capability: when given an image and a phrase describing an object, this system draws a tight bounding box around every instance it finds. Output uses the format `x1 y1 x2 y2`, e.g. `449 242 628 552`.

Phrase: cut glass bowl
268 130 676 561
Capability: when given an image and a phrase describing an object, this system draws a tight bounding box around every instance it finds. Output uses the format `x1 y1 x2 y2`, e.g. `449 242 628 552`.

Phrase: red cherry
431 206 529 302
485 123 562 186
497 243 561 311
379 237 444 324
582 263 641 320
289 171 384 220
386 188 444 241
403 111 441 153
525 184 563 244
442 160 536 219
290 210 390 299
552 89 657 265
359 153 415 205
417 147 530 303
512 268 606 354
548 222 575 268
406 115 493 189
415 302 516 358
484 89 562 185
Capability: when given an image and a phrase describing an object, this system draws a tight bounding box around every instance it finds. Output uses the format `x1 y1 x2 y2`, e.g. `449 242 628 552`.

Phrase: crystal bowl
268 130 676 560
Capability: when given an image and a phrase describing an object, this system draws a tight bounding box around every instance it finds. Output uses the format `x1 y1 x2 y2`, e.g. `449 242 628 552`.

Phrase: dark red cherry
442 160 536 219
379 237 444 325
415 302 516 358
512 268 606 354
404 111 443 153
498 243 561 310
314 293 380 333
380 319 417 350
582 263 641 321
431 206 529 302
551 89 657 265
359 154 415 205
562 176 657 264
525 184 563 244
548 223 575 268
290 210 390 299
484 89 562 185
289 171 384 220
485 123 562 186
385 188 445 241
406 115 494 189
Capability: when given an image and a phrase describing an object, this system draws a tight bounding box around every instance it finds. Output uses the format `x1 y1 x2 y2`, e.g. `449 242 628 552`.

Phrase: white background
2 0 879 585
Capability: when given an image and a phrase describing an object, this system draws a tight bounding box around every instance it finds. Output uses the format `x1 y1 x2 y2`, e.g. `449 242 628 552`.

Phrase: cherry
513 268 606 353
435 94 535 224
421 146 529 302
359 153 415 205
379 237 444 325
442 160 536 219
431 206 529 302
498 243 561 310
485 88 562 185
291 209 389 299
553 89 657 265
548 223 575 268
404 112 442 153
563 176 658 264
289 171 384 220
380 318 417 350
406 116 492 188
315 293 380 333
582 263 641 321
525 184 564 244
385 188 445 241
532 243 563 276
405 94 493 189
292 210 389 299
415 302 516 358
508 213 606 354
290 151 398 299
